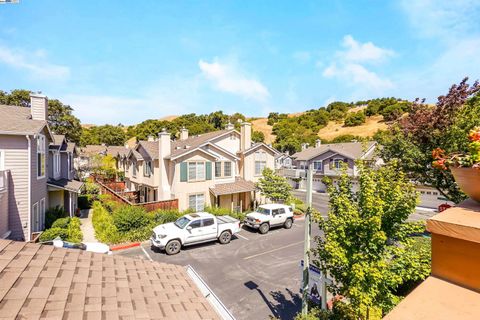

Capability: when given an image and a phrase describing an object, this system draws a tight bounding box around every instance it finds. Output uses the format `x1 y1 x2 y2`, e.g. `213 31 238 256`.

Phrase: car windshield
174 216 191 229
257 207 271 215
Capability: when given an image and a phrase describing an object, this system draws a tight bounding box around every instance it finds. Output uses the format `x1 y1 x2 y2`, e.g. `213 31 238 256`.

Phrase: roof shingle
0 105 47 135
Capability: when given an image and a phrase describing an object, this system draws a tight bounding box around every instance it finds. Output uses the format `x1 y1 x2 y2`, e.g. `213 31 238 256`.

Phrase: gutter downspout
26 135 32 242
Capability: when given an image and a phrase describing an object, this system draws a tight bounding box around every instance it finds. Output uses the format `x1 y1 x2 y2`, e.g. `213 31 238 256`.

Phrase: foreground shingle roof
0 105 47 135
292 141 376 161
209 177 256 196
0 239 219 320
48 179 84 193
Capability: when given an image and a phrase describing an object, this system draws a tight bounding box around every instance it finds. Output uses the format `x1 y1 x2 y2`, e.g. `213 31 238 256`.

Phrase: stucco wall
211 132 241 154
243 145 276 183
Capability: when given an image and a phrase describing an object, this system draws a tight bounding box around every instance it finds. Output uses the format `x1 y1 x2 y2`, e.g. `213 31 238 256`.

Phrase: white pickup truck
151 212 241 255
244 204 294 234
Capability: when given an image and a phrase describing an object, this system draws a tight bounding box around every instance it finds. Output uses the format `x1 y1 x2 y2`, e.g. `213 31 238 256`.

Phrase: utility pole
301 163 313 316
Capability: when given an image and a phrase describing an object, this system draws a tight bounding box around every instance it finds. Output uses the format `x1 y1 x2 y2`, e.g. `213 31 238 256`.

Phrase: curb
110 242 141 251
293 214 305 220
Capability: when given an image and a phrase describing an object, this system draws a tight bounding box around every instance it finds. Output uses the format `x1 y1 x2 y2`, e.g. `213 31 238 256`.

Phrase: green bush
83 181 100 203
150 209 182 225
39 228 68 242
344 111 366 127
40 217 82 243
92 201 121 244
113 206 150 233
45 206 69 229
67 217 83 243
51 217 71 229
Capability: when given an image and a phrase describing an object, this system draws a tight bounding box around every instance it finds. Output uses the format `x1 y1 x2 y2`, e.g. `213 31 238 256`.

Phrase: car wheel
165 240 181 255
218 231 232 244
284 218 293 229
259 223 270 234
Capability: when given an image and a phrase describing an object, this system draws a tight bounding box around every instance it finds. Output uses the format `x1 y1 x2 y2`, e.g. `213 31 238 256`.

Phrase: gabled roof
137 141 159 160
106 145 130 158
51 134 65 146
169 130 237 159
79 145 107 157
292 141 377 161
209 177 256 196
47 178 84 193
0 105 53 140
65 142 77 154
240 142 280 156
0 239 219 319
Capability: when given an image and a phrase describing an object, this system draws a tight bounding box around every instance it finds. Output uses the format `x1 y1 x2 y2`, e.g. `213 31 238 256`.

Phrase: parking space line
141 245 153 261
236 233 249 240
243 240 304 260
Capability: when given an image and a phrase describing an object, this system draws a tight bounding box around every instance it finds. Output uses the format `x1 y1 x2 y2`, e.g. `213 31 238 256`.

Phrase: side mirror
186 226 192 231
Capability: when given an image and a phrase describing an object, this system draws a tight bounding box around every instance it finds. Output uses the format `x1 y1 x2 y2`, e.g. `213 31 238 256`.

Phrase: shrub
51 217 71 229
45 206 68 229
39 228 69 242
92 201 121 244
381 103 404 121
344 111 366 127
83 181 100 203
39 217 82 243
67 217 83 243
113 206 150 233
150 209 182 225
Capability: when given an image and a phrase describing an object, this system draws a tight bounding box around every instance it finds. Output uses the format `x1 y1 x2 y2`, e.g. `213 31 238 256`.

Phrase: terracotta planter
451 167 480 202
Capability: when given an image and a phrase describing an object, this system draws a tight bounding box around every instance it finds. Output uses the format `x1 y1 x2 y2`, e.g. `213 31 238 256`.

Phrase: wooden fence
94 178 178 212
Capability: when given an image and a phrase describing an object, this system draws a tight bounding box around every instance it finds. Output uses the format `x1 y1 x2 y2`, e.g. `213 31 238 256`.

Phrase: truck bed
217 215 239 224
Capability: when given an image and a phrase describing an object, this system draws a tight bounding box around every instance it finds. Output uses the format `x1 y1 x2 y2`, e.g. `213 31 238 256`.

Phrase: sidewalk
79 209 98 243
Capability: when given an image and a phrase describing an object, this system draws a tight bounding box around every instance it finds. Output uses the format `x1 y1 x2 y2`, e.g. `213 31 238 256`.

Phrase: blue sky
1 1 480 125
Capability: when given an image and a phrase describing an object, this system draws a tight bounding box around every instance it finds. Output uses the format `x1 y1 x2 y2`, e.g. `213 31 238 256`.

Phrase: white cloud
198 58 270 102
322 35 394 94
292 51 311 64
0 45 70 80
340 35 394 63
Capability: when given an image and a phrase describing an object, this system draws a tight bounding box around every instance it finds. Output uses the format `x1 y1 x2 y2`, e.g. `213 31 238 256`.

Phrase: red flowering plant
432 127 480 170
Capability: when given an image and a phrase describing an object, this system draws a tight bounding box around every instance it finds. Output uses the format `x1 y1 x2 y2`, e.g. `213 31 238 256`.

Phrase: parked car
244 204 294 234
151 212 241 255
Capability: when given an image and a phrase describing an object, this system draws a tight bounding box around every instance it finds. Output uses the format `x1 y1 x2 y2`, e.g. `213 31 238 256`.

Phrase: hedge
39 217 83 243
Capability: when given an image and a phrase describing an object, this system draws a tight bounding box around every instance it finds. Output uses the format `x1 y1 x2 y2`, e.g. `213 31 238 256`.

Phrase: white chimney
240 122 252 151
147 135 155 142
301 143 309 151
158 129 171 200
315 139 322 148
226 122 234 130
30 93 48 121
180 127 189 140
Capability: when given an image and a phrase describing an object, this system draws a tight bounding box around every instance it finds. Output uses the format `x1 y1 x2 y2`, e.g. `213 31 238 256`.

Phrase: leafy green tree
256 168 292 202
208 111 229 129
379 78 480 203
80 125 126 146
0 89 31 107
252 130 265 143
47 99 83 143
344 111 366 126
314 161 425 318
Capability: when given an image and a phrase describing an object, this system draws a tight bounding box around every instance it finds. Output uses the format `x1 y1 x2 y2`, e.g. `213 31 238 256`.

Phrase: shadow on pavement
244 281 301 319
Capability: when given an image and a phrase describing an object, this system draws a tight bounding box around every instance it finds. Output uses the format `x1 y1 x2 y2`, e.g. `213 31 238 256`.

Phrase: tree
256 168 292 202
379 78 480 203
0 89 31 107
314 161 427 318
80 125 126 146
252 130 265 143
47 99 83 143
344 111 366 127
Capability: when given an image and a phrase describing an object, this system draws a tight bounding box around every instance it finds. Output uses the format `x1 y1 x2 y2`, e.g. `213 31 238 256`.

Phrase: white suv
244 204 294 234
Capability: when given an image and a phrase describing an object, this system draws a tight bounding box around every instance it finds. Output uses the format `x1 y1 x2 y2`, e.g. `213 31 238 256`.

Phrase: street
117 219 321 320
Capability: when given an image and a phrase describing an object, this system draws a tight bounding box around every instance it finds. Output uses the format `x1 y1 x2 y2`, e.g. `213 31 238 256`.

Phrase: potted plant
432 127 480 202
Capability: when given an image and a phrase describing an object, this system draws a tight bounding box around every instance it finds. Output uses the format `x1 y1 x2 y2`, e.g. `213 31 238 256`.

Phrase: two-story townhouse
76 144 129 180
124 122 279 211
47 135 83 216
0 94 54 241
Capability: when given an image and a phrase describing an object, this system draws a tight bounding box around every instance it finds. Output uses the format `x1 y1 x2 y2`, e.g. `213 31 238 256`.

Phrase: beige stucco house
0 94 83 241
124 122 279 211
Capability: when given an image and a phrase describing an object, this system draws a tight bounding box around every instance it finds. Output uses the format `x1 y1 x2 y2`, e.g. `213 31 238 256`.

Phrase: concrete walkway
79 209 98 243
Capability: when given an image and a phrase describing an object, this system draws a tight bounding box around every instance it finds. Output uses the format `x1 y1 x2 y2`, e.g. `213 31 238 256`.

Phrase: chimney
226 122 234 130
30 93 48 121
301 143 309 151
180 127 189 140
147 135 155 142
240 122 252 151
315 139 322 148
158 128 171 200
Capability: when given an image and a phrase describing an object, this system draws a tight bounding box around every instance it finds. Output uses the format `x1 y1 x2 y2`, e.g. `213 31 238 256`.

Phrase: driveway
116 219 321 320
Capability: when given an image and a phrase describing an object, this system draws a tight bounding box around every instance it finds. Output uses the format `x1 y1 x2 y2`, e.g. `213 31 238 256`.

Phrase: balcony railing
276 168 307 178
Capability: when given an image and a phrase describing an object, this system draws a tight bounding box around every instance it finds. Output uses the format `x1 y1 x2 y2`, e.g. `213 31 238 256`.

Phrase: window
278 208 286 214
215 161 232 178
132 161 137 177
272 209 280 216
68 153 73 171
189 193 205 212
202 218 214 227
188 162 205 181
313 161 322 171
255 151 267 175
53 152 60 176
333 158 344 169
37 135 46 178
32 202 39 232
189 220 202 229
144 161 153 177
284 158 291 166
40 198 45 230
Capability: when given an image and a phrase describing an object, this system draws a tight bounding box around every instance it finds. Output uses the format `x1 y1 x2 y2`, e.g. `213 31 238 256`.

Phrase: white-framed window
189 193 205 212
313 161 322 171
143 161 153 177
299 161 307 169
284 158 291 167
254 151 267 176
215 161 232 178
333 158 344 169
188 161 205 181
132 161 137 177
68 153 73 171
37 134 46 178
53 151 61 177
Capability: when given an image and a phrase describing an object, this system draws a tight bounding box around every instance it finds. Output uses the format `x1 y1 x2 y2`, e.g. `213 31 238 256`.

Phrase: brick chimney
240 122 252 151
30 93 48 121
158 129 171 200
180 127 189 140
315 139 322 148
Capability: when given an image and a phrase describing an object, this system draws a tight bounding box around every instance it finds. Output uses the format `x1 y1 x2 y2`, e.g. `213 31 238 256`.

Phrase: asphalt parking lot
117 218 321 320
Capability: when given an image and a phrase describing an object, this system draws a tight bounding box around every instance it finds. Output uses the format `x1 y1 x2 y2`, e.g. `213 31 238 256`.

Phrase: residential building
0 239 220 319
0 94 82 241
124 122 279 211
275 152 294 169
76 144 129 179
